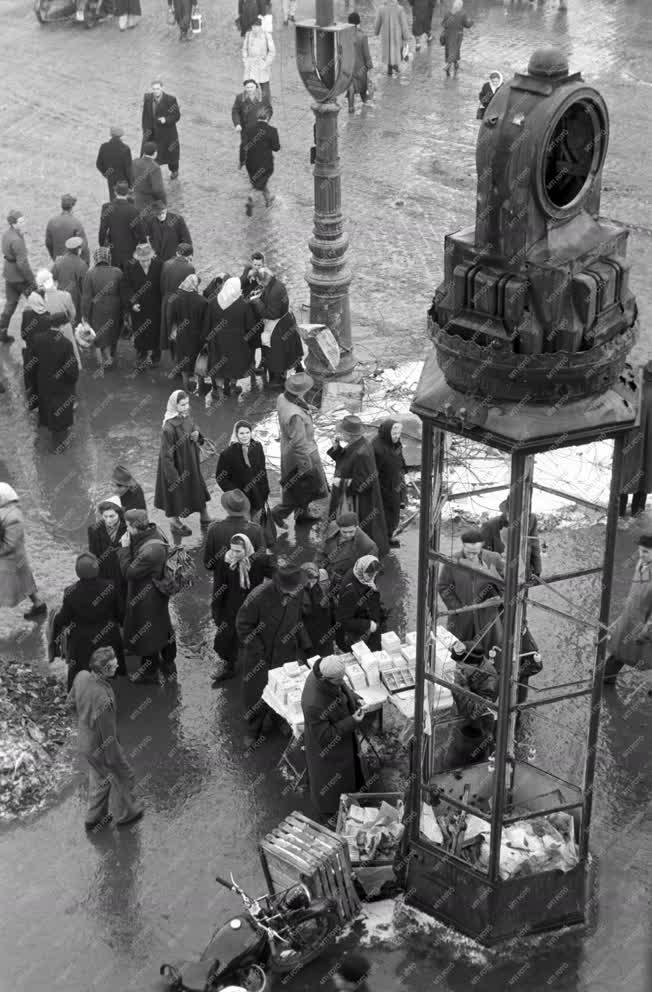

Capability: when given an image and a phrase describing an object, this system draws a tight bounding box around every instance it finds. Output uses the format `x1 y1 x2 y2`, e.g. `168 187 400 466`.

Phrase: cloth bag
194 350 208 378
260 501 278 547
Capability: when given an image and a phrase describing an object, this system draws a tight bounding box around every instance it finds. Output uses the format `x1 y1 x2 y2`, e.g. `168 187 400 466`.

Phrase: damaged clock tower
406 48 640 943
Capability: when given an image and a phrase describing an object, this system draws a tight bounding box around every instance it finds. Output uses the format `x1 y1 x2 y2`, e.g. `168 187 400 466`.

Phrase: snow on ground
254 361 615 528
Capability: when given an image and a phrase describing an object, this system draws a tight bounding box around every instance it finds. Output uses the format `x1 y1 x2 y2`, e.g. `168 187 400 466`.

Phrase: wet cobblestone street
1 0 652 990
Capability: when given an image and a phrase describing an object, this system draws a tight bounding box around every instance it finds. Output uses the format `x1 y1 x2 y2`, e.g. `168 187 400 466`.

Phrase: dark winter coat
320 526 379 589
160 255 195 347
206 296 258 381
81 262 123 351
236 576 312 715
95 137 133 197
620 369 652 496
2 226 34 286
50 577 123 680
216 440 270 513
301 659 364 818
51 252 89 323
154 415 210 517
277 392 329 509
117 483 147 512
30 328 79 432
327 437 389 557
45 212 90 266
302 578 335 657
210 551 270 640
166 287 209 370
478 81 502 112
409 0 434 37
349 30 373 95
441 9 473 63
146 212 192 263
231 91 273 129
251 278 303 374
132 156 166 215
141 92 181 166
480 513 542 578
437 549 505 654
238 0 265 35
87 519 127 605
335 569 384 652
119 525 173 656
98 199 145 270
121 256 164 354
21 306 68 410
241 121 280 190
372 420 407 537
204 516 265 568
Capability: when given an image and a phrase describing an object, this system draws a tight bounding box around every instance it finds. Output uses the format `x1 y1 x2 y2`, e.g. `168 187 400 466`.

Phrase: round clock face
540 97 607 214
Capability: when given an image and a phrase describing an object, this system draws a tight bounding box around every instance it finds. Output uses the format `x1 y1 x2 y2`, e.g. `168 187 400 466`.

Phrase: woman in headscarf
373 419 407 549
241 106 280 215
215 420 270 522
87 495 127 603
209 532 271 684
335 555 386 652
327 415 389 557
37 268 81 369
81 247 123 372
165 272 210 393
20 291 68 412
22 290 79 438
441 0 473 77
301 561 335 657
206 276 258 399
154 389 211 536
477 70 503 119
112 464 147 512
50 552 125 689
121 241 164 370
0 483 47 620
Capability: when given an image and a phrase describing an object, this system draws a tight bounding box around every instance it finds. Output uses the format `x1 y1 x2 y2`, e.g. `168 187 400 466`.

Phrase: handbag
194 350 208 378
260 501 278 547
476 106 485 120
439 31 446 46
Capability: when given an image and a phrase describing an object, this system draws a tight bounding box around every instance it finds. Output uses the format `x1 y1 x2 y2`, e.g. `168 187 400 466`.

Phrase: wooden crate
259 812 360 924
336 792 405 869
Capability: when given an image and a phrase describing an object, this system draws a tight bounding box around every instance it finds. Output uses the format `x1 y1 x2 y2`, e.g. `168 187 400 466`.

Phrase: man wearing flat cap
98 182 144 271
1 210 35 344
438 529 505 656
145 201 192 263
96 127 134 201
45 194 90 266
51 236 88 323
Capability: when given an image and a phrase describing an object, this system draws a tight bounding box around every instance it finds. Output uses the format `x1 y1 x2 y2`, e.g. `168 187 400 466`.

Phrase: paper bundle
381 631 402 655
340 799 405 864
352 641 373 662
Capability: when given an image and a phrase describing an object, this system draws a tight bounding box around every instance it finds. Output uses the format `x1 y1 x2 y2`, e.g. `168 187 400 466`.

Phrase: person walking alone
375 0 410 77
141 80 181 180
1 210 35 345
0 483 47 621
241 107 280 216
372 418 407 548
346 13 373 112
96 127 134 200
409 0 434 50
441 0 473 77
154 390 212 536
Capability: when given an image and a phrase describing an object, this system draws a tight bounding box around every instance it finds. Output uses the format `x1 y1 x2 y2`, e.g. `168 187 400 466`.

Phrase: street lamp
296 0 357 381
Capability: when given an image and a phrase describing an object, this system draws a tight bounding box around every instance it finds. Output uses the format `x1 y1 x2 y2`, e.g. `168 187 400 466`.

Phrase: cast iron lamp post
296 0 357 380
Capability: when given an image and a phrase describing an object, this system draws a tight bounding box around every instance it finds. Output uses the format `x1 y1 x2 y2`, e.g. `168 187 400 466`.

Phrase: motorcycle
34 0 115 28
160 873 338 992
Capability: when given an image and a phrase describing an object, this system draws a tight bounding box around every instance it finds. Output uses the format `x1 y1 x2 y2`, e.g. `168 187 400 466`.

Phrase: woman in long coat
38 269 81 369
0 483 46 619
87 496 127 603
26 293 79 436
241 111 280 214
334 556 385 653
441 0 473 76
154 389 211 536
241 18 276 101
605 535 652 682
375 0 410 76
409 0 434 48
327 415 389 557
477 71 503 120
50 552 125 688
81 247 123 370
21 296 68 412
165 273 209 391
301 655 364 821
216 420 270 520
122 242 164 366
373 418 407 548
118 509 176 683
206 277 257 397
115 0 141 31
209 533 271 683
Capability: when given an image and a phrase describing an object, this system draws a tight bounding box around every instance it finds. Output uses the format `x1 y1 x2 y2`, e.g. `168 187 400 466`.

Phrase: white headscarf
0 483 19 509
217 277 242 311
179 273 199 293
353 555 380 588
162 389 187 425
225 532 255 589
26 291 48 315
489 71 503 93
452 0 464 12
35 268 55 292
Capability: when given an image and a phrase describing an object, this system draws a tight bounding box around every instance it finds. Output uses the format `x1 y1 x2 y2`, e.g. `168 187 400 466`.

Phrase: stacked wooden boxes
259 812 361 923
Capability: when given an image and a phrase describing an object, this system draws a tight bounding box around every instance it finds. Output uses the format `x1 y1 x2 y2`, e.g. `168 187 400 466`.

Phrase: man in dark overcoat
132 144 167 219
1 210 35 344
438 529 505 655
236 560 311 746
118 508 176 684
141 80 181 179
146 202 192 262
160 243 195 350
271 373 328 528
231 80 273 131
98 181 145 270
51 237 88 324
45 194 90 266
203 489 265 569
95 126 134 201
301 654 364 821
619 361 652 518
320 511 379 592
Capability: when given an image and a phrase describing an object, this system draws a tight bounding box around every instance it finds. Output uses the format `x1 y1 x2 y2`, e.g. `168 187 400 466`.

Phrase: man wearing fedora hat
271 372 328 529
99 183 145 271
203 489 265 571
326 415 389 557
45 194 90 266
96 127 134 202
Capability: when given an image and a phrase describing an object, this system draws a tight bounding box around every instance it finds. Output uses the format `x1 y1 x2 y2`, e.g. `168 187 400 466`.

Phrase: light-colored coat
609 559 652 668
43 286 81 368
375 0 410 66
0 502 37 608
277 393 328 507
242 28 276 84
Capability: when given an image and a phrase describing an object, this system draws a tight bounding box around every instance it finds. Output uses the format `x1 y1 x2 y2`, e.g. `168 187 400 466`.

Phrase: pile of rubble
0 661 74 820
